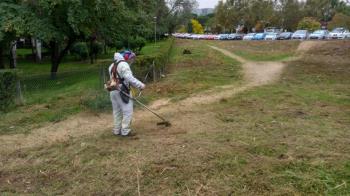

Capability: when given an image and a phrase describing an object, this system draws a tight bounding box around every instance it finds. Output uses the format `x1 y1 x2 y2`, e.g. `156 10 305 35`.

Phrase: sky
197 0 220 9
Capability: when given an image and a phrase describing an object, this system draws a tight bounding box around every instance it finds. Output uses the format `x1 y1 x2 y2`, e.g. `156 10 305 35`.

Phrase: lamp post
154 16 157 47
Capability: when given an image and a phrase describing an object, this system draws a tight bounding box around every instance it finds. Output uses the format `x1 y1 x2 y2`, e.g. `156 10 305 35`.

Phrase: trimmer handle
137 90 142 98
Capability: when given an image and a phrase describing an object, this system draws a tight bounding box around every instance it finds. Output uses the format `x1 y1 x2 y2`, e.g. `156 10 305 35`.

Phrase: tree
24 0 128 78
164 0 198 34
328 12 350 29
277 0 303 31
191 19 204 34
177 25 187 33
297 17 321 31
0 1 28 69
254 21 264 32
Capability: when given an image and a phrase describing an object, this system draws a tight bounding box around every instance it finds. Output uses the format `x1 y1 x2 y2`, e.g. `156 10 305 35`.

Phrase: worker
108 52 145 136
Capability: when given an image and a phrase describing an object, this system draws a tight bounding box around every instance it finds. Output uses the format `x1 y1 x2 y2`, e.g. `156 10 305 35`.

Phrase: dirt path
296 41 326 53
0 45 290 152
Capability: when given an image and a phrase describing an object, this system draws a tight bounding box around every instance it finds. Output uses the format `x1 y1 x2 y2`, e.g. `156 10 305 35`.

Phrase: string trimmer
120 90 171 127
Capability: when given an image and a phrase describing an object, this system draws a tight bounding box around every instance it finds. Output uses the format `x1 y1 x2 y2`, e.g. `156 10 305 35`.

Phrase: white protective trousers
110 90 133 136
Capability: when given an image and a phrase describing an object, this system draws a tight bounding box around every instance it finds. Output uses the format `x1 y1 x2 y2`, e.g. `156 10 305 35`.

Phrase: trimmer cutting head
157 121 172 127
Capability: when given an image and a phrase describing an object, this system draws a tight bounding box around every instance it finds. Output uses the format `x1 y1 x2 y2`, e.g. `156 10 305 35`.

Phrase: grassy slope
142 39 242 102
212 40 300 61
1 40 349 195
0 40 177 135
200 40 350 194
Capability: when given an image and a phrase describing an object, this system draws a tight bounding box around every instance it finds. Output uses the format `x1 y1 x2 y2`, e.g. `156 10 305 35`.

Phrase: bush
132 38 174 81
0 70 18 112
297 17 321 31
71 42 89 60
328 13 350 30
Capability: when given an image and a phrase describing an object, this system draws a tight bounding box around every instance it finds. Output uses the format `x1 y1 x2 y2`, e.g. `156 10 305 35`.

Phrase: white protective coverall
109 53 145 136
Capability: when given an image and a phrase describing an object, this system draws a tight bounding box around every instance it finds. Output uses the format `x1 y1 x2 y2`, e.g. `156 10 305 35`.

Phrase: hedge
132 38 174 82
0 70 18 112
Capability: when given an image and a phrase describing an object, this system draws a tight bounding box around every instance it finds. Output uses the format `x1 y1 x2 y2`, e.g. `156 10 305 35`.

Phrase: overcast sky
197 0 220 8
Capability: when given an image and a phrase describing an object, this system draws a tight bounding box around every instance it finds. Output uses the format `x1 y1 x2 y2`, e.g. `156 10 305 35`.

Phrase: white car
328 28 350 39
264 33 279 40
309 30 329 40
292 30 309 40
243 33 256 40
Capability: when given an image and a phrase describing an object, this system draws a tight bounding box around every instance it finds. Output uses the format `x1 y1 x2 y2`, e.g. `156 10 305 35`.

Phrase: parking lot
173 27 350 41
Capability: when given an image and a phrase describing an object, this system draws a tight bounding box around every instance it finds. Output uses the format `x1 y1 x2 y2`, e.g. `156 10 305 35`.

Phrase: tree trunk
89 39 94 64
50 39 75 79
0 44 4 69
32 38 42 62
50 41 60 79
9 41 17 69
103 41 107 54
31 37 36 61
35 39 42 62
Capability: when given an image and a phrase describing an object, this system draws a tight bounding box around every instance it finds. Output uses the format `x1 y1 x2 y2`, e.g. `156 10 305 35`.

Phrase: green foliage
177 25 187 33
132 38 174 80
328 13 350 29
0 70 17 112
297 17 321 31
210 0 350 32
71 42 89 60
128 37 146 53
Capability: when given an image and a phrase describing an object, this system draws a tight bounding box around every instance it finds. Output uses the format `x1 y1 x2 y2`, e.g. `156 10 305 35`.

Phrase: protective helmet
120 50 136 61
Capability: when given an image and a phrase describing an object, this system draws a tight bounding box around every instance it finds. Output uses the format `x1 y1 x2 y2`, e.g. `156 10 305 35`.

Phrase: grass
0 40 178 135
140 39 172 56
142 39 242 102
0 39 349 194
211 40 300 61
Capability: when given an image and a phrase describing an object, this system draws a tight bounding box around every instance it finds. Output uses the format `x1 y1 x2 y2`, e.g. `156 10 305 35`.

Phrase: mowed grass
211 40 300 61
0 39 177 135
1 40 349 195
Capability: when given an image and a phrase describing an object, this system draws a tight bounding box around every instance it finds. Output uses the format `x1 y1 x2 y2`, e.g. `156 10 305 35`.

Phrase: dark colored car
277 32 293 40
228 33 245 40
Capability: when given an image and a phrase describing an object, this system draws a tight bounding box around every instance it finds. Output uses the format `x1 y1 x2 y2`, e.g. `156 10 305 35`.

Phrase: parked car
264 27 282 34
243 33 256 40
264 33 279 40
228 33 245 40
328 28 350 39
252 33 267 40
292 30 309 40
206 34 216 40
309 30 329 39
217 34 229 40
277 32 293 40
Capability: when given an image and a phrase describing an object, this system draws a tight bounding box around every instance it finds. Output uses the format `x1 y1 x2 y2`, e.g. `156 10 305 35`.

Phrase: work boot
121 131 136 137
112 128 121 136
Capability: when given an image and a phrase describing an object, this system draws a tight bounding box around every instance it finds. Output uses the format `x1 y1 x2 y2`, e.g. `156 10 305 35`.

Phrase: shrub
297 17 321 31
0 70 18 112
328 13 350 30
71 42 89 60
132 38 174 81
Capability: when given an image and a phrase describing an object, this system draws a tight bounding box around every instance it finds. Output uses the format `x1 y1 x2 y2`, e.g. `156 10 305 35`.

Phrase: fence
2 38 174 112
8 60 165 107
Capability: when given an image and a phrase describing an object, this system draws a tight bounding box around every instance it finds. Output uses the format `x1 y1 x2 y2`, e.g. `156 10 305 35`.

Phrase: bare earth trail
0 44 296 152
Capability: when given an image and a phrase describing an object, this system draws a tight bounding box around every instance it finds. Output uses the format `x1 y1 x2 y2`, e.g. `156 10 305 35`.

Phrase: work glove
140 84 146 91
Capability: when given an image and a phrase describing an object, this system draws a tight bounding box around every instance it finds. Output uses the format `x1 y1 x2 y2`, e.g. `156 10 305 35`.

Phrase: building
194 8 214 16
